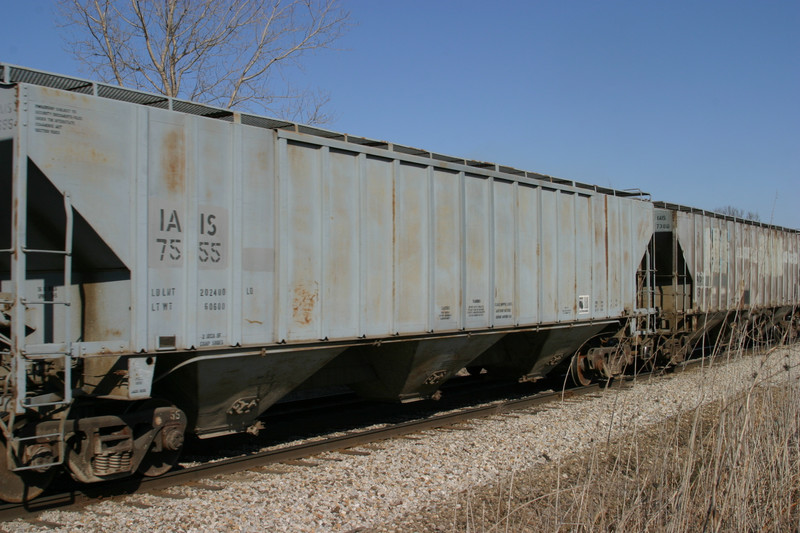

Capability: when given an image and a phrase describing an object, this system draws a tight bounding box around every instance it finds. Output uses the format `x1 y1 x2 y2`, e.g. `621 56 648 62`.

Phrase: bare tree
58 0 350 123
714 205 761 222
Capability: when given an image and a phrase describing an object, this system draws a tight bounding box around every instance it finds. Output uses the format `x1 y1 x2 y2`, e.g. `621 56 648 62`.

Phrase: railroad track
0 356 714 523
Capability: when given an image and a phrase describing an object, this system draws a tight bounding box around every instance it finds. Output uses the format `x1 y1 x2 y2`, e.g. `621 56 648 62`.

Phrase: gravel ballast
3 345 799 532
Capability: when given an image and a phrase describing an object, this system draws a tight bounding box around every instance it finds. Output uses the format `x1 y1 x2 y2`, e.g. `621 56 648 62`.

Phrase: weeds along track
438 343 800 533
1 344 793 529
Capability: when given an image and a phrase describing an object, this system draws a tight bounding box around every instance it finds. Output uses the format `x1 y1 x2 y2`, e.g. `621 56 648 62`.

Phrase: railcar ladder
2 193 74 472
634 238 658 336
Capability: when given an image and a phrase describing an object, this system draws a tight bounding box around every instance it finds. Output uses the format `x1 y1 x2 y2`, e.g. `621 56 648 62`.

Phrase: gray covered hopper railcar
1 64 797 502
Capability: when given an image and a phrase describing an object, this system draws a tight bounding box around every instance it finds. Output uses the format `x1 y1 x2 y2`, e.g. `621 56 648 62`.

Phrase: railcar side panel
556 190 576 322
493 179 516 327
620 198 633 312
539 188 558 322
605 195 622 316
463 174 491 329
147 114 190 352
324 148 360 339
395 161 430 334
283 140 323 341
195 118 233 349
591 195 608 317
240 126 276 345
515 184 539 325
432 168 460 331
575 193 592 319
360 155 394 336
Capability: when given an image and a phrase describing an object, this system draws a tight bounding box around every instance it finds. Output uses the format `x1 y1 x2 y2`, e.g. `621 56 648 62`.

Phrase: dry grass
450 342 800 532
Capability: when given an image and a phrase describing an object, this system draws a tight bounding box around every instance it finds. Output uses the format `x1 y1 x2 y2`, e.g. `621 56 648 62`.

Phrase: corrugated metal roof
4 65 95 93
239 114 294 130
96 84 169 108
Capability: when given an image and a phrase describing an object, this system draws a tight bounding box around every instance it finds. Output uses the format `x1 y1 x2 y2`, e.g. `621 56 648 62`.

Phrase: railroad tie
184 481 226 491
255 466 290 474
282 459 320 467
25 519 67 529
126 501 154 509
149 490 190 499
337 449 371 456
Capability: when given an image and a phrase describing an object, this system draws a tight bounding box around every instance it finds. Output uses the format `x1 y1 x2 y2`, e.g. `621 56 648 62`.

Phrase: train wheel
0 434 57 503
136 400 185 477
569 353 593 387
139 446 182 477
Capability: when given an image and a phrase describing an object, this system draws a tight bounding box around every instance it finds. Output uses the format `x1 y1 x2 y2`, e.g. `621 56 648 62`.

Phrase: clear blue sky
3 1 799 229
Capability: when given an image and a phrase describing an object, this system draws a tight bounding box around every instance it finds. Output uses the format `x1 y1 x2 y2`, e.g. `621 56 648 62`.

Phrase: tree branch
59 0 350 123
